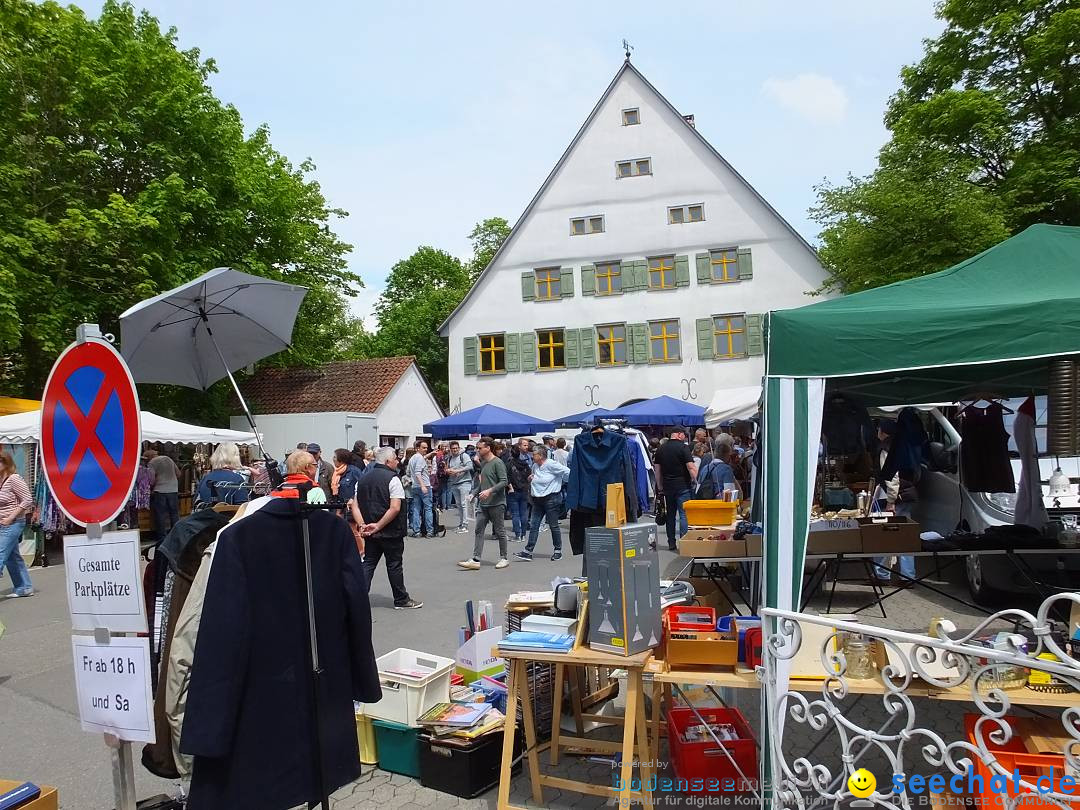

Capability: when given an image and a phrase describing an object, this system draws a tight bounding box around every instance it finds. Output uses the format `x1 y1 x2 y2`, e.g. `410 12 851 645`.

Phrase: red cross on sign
40 338 141 527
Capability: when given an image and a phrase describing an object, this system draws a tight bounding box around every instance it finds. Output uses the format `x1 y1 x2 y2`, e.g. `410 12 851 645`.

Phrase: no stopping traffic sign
40 338 141 527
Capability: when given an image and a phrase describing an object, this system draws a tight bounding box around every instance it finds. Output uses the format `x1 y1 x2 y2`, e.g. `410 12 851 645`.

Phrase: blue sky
80 1 943 327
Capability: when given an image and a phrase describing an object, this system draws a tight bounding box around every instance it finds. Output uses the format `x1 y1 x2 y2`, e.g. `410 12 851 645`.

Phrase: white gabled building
439 59 831 419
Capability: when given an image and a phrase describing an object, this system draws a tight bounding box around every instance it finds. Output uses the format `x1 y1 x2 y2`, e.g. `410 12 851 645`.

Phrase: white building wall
373 364 443 444
233 412 378 460
445 66 830 419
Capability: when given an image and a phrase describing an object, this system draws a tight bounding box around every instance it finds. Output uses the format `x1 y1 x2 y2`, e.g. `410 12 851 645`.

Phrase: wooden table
497 646 655 810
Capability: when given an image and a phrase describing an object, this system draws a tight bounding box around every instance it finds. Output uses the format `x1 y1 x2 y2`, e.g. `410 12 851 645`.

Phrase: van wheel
966 555 1004 606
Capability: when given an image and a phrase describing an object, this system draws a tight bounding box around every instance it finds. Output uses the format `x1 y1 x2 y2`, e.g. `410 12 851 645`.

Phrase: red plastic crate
665 605 716 632
964 714 1080 810
667 707 757 793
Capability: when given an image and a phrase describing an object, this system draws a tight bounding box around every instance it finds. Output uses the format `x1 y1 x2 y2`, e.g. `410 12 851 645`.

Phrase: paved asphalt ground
0 522 1006 809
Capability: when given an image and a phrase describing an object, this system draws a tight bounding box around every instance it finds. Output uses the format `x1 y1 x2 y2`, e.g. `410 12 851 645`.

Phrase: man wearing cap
542 435 557 460
654 425 698 551
307 443 333 492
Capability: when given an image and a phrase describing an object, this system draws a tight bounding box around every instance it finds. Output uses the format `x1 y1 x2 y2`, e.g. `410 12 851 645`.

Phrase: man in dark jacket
355 447 422 610
307 442 334 492
350 440 368 472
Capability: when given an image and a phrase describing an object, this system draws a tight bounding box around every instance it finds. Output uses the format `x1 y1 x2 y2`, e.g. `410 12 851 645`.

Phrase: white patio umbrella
119 267 307 462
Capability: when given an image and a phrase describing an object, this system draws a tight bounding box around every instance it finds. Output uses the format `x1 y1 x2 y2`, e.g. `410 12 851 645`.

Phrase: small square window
616 158 652 178
669 204 704 224
571 218 586 235
669 207 685 224
479 333 506 373
689 205 704 222
534 267 561 300
597 324 627 366
537 329 565 370
571 216 604 235
710 247 739 283
595 261 621 296
617 161 632 177
589 216 604 233
649 320 681 363
622 108 640 126
636 158 651 175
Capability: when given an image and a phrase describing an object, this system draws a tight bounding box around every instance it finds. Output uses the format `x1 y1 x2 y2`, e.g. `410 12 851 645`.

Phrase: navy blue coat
181 498 381 809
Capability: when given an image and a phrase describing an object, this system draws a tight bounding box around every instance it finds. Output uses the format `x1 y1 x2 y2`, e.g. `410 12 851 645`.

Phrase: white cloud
761 73 849 124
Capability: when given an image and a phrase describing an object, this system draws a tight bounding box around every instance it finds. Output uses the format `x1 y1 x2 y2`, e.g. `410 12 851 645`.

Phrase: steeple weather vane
623 39 634 61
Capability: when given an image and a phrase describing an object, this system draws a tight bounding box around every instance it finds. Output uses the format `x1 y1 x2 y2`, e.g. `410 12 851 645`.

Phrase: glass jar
843 638 874 679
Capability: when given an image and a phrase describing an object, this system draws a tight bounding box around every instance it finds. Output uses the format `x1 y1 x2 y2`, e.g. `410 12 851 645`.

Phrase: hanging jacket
180 499 381 809
566 429 638 516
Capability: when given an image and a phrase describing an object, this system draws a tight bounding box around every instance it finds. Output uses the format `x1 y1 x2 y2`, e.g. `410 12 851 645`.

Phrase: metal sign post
40 325 149 810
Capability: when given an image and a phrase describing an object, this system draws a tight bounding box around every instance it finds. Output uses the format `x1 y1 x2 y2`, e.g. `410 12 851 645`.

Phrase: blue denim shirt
530 459 570 498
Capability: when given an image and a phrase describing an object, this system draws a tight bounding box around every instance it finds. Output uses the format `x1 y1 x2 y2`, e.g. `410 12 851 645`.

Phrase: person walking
0 450 35 598
146 447 181 544
458 437 509 570
654 426 698 551
514 447 569 562
306 443 334 492
331 448 363 506
354 447 422 609
445 441 473 533
503 438 531 543
407 440 435 537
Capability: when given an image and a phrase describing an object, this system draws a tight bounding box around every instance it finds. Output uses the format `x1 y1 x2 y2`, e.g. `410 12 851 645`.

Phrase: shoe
539 524 549 533
456 525 469 533
510 535 526 543
514 551 533 562
495 558 509 570
667 545 678 552
457 559 480 570
551 551 563 561
6 590 33 599
394 599 424 610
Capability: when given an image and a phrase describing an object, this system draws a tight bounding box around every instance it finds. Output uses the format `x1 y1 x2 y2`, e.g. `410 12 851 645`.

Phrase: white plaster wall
445 66 830 419
374 363 444 443
233 412 378 459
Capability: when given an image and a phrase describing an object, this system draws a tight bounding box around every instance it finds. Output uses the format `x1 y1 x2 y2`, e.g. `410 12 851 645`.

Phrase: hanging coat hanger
957 392 1013 416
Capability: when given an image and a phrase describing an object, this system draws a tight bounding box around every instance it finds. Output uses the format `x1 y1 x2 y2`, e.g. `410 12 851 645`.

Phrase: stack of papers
498 631 575 654
418 701 505 740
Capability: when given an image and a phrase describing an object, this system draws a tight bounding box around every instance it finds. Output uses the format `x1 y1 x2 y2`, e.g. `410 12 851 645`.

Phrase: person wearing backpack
696 440 743 500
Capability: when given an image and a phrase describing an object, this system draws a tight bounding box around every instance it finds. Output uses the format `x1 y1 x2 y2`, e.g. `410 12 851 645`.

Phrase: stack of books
497 631 575 654
418 694 505 740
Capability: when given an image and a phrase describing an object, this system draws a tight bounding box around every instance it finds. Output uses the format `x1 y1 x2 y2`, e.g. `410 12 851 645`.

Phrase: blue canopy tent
423 404 556 439
607 395 706 427
552 407 615 429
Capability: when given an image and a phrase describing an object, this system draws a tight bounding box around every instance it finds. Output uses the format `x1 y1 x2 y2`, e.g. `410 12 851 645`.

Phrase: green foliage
466 217 512 281
813 0 1080 292
0 0 365 422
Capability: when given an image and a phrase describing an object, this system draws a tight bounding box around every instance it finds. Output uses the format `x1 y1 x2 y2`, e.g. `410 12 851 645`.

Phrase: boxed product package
858 516 921 553
586 523 662 656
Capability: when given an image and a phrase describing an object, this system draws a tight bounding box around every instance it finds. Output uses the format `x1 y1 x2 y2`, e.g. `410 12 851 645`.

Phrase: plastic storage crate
667 707 757 793
419 731 522 798
373 719 421 778
355 713 377 765
684 499 739 527
365 648 454 727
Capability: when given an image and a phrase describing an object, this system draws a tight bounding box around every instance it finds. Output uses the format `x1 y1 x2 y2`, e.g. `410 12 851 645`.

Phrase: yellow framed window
710 247 739 283
537 329 565 370
597 324 627 366
596 261 622 296
534 268 561 300
648 255 675 290
479 333 506 373
649 320 681 363
713 315 747 359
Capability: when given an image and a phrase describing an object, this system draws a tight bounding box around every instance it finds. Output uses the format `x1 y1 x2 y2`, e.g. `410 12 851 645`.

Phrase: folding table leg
550 662 565 766
497 659 522 810
618 670 640 808
516 659 544 805
633 669 654 807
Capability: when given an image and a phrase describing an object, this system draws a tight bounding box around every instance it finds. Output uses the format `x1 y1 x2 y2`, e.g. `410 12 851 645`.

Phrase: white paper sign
63 530 146 633
70 635 155 742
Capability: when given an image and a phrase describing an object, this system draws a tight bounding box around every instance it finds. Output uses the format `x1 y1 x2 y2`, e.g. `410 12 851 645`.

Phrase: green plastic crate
372 719 420 778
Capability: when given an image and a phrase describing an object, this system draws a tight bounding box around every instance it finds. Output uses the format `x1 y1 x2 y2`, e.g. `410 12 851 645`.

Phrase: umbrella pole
201 318 272 463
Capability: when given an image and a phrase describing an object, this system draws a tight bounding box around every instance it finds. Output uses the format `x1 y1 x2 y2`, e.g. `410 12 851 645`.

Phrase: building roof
240 356 420 415
438 58 820 336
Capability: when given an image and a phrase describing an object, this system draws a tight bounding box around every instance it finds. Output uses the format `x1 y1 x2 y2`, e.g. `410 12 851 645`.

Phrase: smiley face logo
848 768 876 798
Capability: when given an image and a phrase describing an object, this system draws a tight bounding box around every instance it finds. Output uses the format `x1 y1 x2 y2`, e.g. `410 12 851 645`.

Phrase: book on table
497 631 575 653
417 701 493 728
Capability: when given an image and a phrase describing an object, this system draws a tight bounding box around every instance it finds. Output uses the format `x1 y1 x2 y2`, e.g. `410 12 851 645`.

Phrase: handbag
654 496 667 526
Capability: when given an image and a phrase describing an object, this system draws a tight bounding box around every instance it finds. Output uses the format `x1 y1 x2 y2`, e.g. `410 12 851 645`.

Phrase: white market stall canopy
704 385 762 428
0 409 259 446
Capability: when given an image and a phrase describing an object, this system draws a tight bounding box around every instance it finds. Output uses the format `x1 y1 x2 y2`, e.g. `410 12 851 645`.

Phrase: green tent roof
768 225 1080 404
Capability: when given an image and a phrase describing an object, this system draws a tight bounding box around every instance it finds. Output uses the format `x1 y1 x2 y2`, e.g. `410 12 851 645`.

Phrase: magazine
417 701 492 728
497 631 575 653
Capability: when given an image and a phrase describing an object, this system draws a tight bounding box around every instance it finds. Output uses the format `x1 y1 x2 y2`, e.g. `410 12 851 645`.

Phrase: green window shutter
737 248 754 280
579 327 597 367
696 253 711 284
505 332 520 372
581 264 596 296
463 336 478 375
746 313 764 356
629 323 648 364
564 328 581 368
560 267 575 298
521 272 535 302
634 260 647 292
675 255 690 287
520 332 537 371
696 318 714 360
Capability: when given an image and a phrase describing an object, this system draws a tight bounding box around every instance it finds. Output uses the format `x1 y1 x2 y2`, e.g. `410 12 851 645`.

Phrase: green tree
369 246 470 406
813 0 1079 292
0 0 365 421
466 217 512 281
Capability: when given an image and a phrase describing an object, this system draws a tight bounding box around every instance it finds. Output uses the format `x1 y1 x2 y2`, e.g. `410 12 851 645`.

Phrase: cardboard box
455 627 504 683
685 577 736 614
745 533 763 557
677 527 744 558
858 516 921 554
0 780 58 810
586 523 662 656
806 519 862 554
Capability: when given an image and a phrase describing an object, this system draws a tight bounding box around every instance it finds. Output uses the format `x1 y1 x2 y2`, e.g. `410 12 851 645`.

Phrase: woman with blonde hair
0 450 35 598
195 442 250 506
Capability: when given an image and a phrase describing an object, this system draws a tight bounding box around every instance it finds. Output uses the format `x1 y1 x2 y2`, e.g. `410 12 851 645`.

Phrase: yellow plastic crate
684 499 739 527
355 713 378 765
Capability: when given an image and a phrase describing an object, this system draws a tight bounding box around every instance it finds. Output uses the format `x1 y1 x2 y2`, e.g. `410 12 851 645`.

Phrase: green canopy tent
759 224 1080 805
